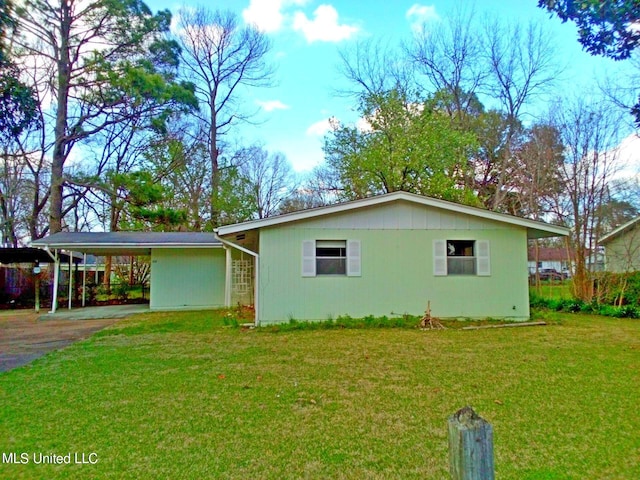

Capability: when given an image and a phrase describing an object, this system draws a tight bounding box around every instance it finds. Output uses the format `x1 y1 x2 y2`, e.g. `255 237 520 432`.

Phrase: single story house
527 246 574 275
600 216 640 273
32 192 569 324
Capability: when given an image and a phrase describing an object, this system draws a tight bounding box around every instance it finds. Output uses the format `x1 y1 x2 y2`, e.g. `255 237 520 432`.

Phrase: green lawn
0 310 638 479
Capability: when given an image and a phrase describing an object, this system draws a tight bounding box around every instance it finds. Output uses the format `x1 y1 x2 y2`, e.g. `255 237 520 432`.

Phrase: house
600 216 640 273
527 246 574 275
32 192 569 323
216 192 568 323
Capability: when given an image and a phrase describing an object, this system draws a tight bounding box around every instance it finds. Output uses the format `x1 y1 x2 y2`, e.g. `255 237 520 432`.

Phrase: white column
82 253 87 307
224 246 232 307
50 250 60 314
68 253 73 310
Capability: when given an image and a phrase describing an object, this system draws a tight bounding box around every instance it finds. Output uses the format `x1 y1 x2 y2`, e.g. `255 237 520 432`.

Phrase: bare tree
235 146 295 219
176 7 274 227
406 5 485 121
337 38 413 98
549 98 623 301
482 19 562 211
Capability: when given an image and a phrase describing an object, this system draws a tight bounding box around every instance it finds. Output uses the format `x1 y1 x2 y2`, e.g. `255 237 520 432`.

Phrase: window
447 240 476 275
433 239 490 276
316 240 346 275
302 240 361 277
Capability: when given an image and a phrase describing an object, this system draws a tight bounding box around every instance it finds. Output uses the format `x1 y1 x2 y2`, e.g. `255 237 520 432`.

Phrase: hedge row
530 294 640 318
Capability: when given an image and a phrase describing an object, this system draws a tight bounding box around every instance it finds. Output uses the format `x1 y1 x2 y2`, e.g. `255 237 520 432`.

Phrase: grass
0 310 638 479
530 280 574 300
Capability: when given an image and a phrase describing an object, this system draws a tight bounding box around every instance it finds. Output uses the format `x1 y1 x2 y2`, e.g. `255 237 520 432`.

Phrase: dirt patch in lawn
0 311 119 373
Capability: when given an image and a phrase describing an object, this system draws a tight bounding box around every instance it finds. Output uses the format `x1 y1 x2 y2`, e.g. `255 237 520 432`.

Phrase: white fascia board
600 216 640 244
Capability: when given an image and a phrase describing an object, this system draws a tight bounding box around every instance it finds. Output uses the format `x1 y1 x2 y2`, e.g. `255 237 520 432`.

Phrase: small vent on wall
236 234 246 241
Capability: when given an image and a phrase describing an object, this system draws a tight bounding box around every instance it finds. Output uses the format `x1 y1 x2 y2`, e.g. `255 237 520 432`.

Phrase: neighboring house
33 192 568 323
600 217 640 273
527 246 574 275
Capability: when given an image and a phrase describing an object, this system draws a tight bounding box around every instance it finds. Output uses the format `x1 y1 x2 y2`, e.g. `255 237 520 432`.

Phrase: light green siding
257 203 530 323
605 226 640 273
150 248 226 310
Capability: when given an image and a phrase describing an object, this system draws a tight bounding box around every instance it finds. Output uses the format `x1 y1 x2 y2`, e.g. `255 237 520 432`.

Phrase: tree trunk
210 107 220 228
49 3 72 234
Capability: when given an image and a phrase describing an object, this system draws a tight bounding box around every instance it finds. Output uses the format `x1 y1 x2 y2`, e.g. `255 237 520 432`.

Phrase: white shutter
302 240 316 277
476 240 491 276
347 239 361 277
433 239 447 276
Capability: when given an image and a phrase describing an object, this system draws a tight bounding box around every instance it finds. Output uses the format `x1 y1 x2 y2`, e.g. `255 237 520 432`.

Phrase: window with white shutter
302 240 361 277
435 239 491 277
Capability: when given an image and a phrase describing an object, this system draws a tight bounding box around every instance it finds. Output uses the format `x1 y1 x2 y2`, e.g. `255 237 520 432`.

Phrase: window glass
316 240 346 275
447 240 476 275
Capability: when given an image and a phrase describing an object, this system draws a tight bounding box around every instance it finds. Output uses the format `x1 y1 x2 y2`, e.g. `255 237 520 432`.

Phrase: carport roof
31 232 222 256
0 247 80 264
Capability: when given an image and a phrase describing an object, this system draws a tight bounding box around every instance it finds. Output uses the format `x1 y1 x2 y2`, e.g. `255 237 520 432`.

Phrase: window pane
317 258 346 275
447 257 477 275
447 240 475 257
317 247 346 257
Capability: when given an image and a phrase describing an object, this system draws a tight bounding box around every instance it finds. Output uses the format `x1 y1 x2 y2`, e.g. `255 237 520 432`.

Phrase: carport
31 232 226 313
0 247 81 312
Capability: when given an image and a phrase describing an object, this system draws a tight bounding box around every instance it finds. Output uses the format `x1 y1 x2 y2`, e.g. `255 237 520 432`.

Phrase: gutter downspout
215 233 260 326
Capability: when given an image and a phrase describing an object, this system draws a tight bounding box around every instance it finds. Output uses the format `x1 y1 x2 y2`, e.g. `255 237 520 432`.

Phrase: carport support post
68 253 73 310
82 253 87 307
50 249 60 314
224 246 232 307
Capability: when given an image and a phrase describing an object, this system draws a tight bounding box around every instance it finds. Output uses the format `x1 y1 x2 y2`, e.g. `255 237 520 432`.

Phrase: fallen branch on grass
462 321 547 331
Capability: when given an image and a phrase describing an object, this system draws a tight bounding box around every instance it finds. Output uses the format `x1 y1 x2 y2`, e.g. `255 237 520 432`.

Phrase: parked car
531 268 566 281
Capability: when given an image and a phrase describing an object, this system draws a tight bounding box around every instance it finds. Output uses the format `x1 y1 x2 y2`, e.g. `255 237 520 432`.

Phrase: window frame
433 239 490 277
302 239 361 277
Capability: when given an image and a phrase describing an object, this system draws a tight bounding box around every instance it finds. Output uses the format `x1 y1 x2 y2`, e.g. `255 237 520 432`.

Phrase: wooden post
448 406 494 480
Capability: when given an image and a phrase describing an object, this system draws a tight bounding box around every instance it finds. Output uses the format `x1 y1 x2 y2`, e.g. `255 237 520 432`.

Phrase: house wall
150 248 226 310
257 201 530 323
605 226 640 273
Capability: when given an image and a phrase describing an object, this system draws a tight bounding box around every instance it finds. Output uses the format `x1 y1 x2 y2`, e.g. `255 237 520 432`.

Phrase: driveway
0 310 121 373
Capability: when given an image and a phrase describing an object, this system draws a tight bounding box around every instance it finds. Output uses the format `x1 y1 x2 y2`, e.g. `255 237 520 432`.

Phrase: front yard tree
324 89 478 204
176 7 274 227
549 98 623 302
13 0 194 234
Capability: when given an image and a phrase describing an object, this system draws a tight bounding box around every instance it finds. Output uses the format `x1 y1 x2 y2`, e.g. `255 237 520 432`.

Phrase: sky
145 0 640 174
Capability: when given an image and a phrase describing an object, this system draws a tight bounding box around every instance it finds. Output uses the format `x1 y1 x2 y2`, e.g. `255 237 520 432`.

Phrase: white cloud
612 133 640 180
293 5 359 43
406 4 440 32
306 118 334 136
242 0 309 33
243 0 285 33
257 99 290 112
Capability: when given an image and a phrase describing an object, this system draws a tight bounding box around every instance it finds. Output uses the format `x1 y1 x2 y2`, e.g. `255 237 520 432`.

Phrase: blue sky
146 0 632 172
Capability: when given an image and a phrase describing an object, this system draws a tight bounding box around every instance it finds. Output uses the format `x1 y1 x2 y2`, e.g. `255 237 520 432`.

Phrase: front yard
0 310 638 479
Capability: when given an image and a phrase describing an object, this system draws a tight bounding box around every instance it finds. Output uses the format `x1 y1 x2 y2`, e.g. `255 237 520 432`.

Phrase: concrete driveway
0 307 145 373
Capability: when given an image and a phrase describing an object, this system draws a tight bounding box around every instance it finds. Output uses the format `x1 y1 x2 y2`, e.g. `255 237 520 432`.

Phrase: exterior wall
257 201 530 323
150 248 226 310
605 227 640 273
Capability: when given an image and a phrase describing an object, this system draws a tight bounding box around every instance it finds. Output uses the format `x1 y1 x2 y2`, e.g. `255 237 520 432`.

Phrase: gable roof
527 247 575 262
216 191 569 239
600 216 640 244
31 232 221 256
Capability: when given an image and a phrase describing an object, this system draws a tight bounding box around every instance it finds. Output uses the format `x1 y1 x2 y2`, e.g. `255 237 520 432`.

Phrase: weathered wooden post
448 406 494 480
